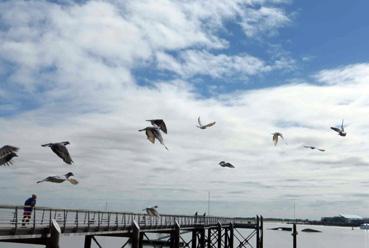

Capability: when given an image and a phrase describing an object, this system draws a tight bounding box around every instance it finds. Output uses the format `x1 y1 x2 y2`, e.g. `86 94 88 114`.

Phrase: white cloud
315 63 369 85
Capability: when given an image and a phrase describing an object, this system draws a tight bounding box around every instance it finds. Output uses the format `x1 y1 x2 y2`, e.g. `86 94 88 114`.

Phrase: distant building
321 214 364 226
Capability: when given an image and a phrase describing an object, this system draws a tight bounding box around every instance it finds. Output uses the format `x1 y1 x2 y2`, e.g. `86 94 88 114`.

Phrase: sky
1 0 369 220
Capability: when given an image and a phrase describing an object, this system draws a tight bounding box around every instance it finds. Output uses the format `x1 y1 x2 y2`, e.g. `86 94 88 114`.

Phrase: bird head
65 172 74 178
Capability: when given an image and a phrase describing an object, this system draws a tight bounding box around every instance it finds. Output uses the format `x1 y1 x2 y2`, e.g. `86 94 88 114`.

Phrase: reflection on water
2 222 369 248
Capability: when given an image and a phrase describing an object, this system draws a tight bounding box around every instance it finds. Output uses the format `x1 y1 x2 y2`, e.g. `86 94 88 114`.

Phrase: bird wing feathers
67 178 79 185
204 122 216 128
198 117 202 126
0 145 18 157
51 143 73 164
330 127 340 133
146 129 156 144
147 119 167 134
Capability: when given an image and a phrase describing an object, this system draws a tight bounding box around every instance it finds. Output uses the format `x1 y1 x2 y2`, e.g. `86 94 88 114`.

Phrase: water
1 222 369 247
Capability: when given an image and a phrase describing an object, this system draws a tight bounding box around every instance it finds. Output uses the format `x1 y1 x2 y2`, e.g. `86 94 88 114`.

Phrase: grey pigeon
0 145 19 166
41 141 73 164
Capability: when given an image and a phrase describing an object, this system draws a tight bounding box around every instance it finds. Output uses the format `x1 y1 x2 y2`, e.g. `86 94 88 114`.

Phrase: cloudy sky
1 0 369 219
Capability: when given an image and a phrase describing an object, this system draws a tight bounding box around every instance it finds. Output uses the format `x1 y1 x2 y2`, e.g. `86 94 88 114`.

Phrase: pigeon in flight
146 119 167 134
219 161 235 168
330 119 346 137
197 116 216 129
272 132 285 146
139 127 168 150
41 141 73 164
143 206 160 217
37 172 79 184
0 145 19 166
303 146 325 152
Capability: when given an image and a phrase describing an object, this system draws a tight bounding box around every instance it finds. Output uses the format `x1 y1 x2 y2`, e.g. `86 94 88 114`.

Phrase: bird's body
197 117 216 129
219 161 235 168
146 119 167 134
41 142 73 164
303 146 325 152
272 132 284 146
139 127 168 150
0 145 19 166
143 206 160 217
37 172 78 184
330 120 346 137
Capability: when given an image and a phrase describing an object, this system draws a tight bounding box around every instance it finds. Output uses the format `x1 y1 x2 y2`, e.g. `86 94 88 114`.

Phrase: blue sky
1 0 369 219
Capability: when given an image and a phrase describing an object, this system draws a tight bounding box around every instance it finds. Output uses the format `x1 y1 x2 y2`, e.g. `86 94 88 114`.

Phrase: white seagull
41 141 73 164
197 116 216 129
0 145 19 166
219 161 235 168
139 127 168 150
303 146 325 152
37 172 79 185
143 206 160 217
330 119 346 137
272 132 285 146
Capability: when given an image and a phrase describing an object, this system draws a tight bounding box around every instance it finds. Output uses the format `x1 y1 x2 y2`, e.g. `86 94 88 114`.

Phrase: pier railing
0 205 255 236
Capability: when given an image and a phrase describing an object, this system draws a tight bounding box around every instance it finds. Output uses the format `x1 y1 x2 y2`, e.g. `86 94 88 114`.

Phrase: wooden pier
0 205 263 248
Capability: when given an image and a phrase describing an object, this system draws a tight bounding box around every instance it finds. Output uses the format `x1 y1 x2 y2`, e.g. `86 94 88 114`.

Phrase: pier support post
199 227 206 248
292 223 297 248
171 221 181 248
229 223 234 248
260 216 263 248
192 229 197 248
131 220 141 248
217 223 222 248
84 236 92 248
256 216 260 248
46 219 61 248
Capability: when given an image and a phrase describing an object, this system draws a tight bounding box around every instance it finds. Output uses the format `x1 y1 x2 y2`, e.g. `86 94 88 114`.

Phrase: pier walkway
0 205 263 248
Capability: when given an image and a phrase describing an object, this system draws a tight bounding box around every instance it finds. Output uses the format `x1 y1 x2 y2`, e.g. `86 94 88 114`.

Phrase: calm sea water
2 222 369 248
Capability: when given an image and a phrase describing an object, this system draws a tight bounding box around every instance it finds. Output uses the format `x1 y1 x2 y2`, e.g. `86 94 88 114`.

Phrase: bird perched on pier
146 119 167 134
219 161 235 168
272 132 285 146
139 127 168 150
37 172 78 184
143 206 160 217
0 145 19 166
330 119 346 137
197 116 216 129
41 141 73 164
303 146 325 152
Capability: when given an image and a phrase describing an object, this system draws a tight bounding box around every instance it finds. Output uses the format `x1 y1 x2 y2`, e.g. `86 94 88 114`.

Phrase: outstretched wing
0 145 18 156
198 116 202 126
51 144 73 164
152 128 168 150
147 119 167 134
147 208 160 217
341 119 345 131
318 149 325 152
226 163 235 168
330 127 340 133
204 122 216 128
67 178 79 185
272 134 278 146
146 129 156 144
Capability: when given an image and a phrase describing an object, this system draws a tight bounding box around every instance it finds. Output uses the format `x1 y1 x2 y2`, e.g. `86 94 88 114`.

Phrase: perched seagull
139 127 168 150
37 172 78 184
41 141 73 164
272 132 285 146
303 146 325 152
146 119 167 134
219 161 235 168
0 145 19 166
197 116 216 129
330 119 346 137
143 206 160 217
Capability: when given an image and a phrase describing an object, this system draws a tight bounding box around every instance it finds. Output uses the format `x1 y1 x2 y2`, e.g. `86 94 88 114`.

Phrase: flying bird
303 146 325 152
272 132 285 146
37 172 79 184
41 141 73 164
143 206 160 217
139 127 168 150
146 119 167 134
330 119 346 137
0 145 19 166
197 116 216 129
219 161 235 168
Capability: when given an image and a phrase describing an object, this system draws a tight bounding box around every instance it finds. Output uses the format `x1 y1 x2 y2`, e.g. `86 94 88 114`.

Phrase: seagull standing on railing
330 119 347 137
0 145 19 166
41 141 73 164
37 172 79 184
197 116 216 129
143 206 160 217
